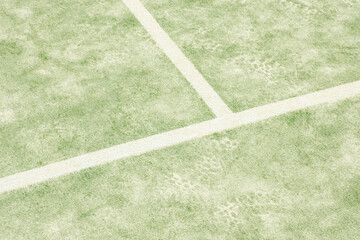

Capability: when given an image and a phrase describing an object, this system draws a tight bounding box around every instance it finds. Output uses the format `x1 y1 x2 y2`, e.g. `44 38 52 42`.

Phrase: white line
1 80 360 194
122 0 232 117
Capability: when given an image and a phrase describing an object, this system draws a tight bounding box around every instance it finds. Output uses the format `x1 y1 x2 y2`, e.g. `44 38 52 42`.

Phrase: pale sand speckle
0 109 15 124
14 8 33 19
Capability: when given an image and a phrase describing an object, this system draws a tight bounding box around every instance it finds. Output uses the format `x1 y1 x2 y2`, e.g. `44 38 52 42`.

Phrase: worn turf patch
142 0 360 111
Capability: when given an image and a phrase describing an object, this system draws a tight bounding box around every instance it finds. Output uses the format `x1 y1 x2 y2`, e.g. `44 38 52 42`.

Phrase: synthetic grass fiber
0 0 213 177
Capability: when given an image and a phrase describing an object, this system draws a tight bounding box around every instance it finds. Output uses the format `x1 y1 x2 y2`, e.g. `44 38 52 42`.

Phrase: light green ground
142 0 360 111
0 0 213 177
1 97 359 239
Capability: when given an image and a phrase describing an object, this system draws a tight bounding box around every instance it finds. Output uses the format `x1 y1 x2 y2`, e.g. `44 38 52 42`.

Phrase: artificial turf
142 0 360 112
0 0 213 177
1 96 359 239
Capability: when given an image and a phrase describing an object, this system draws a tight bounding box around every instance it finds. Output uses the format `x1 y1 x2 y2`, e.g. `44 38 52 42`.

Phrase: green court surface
1 97 359 239
0 0 212 177
142 0 360 111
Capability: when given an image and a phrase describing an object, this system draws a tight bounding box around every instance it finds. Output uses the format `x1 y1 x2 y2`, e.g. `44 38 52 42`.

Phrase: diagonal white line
1 80 360 194
122 0 232 117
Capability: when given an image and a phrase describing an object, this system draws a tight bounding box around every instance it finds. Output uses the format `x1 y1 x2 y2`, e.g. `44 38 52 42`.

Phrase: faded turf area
1 97 359 239
142 0 360 112
0 0 213 177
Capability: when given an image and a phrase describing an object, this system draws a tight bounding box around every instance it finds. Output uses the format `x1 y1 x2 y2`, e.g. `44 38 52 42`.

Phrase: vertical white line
122 0 232 117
